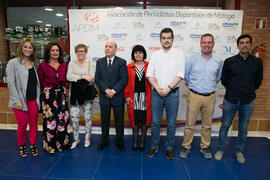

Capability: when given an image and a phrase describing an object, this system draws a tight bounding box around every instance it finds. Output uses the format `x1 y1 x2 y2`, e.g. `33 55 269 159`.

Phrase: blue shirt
185 52 222 93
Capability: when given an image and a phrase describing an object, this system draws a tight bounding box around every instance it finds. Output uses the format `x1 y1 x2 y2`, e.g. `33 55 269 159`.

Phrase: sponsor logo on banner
190 33 202 41
117 47 125 52
150 33 160 40
175 34 184 41
215 35 222 42
170 21 187 28
222 46 234 55
208 23 220 30
222 22 239 30
149 47 161 51
191 22 203 29
136 34 143 40
111 33 128 40
83 12 99 23
97 34 109 41
227 35 237 43
112 22 126 29
92 57 99 61
154 22 163 28
133 21 145 29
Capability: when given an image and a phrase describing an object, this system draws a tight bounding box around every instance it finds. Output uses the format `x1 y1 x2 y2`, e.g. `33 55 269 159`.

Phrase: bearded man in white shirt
145 28 185 160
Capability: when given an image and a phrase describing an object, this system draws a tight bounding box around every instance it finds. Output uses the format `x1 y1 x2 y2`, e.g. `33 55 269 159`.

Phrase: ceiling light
45 8 53 11
45 24 52 27
56 13 64 17
65 18 68 21
36 20 43 23
115 7 123 9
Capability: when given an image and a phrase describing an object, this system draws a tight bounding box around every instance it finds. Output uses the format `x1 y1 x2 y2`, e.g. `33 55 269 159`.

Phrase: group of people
6 27 263 164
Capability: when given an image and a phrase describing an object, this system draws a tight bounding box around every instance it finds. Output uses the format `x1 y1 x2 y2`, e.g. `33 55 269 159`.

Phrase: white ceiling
7 7 68 30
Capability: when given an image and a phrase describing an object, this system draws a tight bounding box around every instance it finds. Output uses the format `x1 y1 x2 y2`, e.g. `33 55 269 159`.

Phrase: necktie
108 60 112 68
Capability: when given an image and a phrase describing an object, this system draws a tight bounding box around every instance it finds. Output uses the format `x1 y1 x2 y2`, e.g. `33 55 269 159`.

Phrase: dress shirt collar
106 56 115 63
200 52 213 59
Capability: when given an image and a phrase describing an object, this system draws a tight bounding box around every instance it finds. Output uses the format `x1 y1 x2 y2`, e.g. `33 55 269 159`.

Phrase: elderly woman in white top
67 44 96 149
6 38 40 157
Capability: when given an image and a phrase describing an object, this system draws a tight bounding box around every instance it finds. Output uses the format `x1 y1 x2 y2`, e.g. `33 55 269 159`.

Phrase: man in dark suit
95 41 128 151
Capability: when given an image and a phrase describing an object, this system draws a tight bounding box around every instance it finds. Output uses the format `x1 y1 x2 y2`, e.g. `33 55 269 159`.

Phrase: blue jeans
150 89 179 150
218 99 254 153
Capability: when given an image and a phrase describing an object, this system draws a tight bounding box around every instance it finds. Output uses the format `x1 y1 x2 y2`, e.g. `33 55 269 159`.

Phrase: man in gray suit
95 41 128 151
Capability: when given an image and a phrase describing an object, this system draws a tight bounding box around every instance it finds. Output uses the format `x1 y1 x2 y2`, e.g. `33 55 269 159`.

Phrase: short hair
44 42 64 63
160 28 174 40
75 43 88 53
16 38 38 63
237 34 252 45
131 45 147 61
200 33 214 43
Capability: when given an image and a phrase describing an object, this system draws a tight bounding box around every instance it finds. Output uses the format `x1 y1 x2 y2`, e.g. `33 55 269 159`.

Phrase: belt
169 87 178 94
190 89 215 96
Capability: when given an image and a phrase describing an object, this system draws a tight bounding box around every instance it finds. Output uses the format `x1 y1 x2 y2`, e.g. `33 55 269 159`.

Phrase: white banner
69 9 243 134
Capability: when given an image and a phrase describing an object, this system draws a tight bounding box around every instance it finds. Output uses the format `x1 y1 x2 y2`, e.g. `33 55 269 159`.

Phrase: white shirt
107 56 115 66
146 48 185 88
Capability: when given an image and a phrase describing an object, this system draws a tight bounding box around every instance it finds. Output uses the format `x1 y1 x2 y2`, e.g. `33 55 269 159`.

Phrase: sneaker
179 148 190 159
235 152 245 164
84 138 90 148
166 149 175 160
200 148 212 159
70 140 80 149
214 151 224 161
146 148 158 158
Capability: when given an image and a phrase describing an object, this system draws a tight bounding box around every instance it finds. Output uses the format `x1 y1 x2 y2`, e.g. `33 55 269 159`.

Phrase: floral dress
41 85 71 153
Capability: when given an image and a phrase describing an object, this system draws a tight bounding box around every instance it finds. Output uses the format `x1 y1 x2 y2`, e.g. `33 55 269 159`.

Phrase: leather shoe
116 144 126 151
97 143 108 150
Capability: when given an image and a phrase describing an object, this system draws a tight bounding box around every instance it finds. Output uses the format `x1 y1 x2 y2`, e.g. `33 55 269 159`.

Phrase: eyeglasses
76 50 86 53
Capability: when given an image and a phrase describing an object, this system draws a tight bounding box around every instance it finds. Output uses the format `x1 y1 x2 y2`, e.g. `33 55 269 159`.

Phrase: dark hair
160 28 174 40
237 34 252 45
201 33 214 43
44 42 64 63
131 45 147 61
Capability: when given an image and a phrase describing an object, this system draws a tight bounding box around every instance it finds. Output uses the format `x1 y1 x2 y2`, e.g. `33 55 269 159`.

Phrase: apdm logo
83 12 99 23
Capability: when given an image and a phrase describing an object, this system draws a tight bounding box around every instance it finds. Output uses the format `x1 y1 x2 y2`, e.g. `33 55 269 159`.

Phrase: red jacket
124 61 152 128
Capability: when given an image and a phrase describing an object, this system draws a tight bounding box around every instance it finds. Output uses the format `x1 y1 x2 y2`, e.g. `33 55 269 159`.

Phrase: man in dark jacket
214 34 263 164
95 41 128 151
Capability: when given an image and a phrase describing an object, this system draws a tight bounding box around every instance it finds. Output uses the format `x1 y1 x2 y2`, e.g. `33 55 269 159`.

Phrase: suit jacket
95 56 128 106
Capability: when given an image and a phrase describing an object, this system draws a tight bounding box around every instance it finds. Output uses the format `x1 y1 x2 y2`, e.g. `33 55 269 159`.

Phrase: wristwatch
168 85 173 91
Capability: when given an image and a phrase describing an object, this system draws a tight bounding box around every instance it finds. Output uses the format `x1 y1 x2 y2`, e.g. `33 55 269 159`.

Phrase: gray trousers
70 100 93 141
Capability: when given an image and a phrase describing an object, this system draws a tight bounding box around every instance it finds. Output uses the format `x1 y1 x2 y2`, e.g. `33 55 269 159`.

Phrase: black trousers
100 104 124 145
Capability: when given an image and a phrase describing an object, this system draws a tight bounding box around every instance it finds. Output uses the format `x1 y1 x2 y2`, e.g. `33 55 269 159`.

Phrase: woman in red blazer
124 45 152 151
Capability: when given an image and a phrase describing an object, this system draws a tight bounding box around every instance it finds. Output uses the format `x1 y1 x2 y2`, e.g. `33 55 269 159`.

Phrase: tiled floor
0 129 270 180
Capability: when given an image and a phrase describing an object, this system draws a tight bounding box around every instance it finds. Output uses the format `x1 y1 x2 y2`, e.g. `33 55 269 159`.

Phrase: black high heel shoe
19 145 27 158
30 144 38 157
